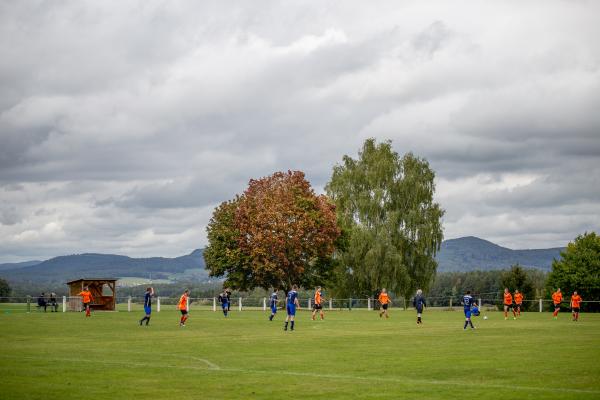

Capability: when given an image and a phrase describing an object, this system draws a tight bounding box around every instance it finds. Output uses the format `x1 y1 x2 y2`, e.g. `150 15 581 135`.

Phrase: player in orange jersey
514 290 524 317
178 289 190 327
311 286 325 320
503 288 516 320
552 288 563 319
378 288 392 318
78 286 94 317
570 291 582 322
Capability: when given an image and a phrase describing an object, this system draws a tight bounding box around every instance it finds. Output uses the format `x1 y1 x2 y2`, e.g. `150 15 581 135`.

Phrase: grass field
1 308 599 400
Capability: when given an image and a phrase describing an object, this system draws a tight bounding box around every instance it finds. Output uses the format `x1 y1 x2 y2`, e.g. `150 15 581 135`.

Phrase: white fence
1 296 599 313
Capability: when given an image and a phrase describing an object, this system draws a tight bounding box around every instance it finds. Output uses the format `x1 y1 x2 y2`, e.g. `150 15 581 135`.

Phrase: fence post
348 298 352 311
157 297 161 312
27 295 31 313
368 297 372 311
329 298 333 310
127 296 132 312
62 296 67 312
213 297 216 312
239 297 242 311
308 297 311 310
186 296 190 311
263 297 266 311
539 298 543 313
403 298 407 310
449 297 452 309
479 298 482 308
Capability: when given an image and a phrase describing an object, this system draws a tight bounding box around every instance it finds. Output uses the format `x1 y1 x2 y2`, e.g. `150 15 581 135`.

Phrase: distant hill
0 237 565 285
435 236 564 272
0 260 42 271
0 249 207 284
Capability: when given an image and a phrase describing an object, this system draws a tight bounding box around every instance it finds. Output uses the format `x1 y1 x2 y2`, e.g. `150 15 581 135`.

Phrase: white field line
1 354 598 395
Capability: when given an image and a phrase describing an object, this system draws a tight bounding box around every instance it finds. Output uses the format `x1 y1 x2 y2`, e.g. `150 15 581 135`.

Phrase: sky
1 1 599 263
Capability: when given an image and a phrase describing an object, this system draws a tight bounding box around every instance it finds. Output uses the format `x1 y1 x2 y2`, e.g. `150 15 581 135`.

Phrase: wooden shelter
66 278 117 311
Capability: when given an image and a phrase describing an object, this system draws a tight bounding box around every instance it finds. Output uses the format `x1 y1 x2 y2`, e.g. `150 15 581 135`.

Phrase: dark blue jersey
287 290 298 305
413 295 426 309
144 292 152 307
463 294 473 309
219 293 229 304
270 292 278 307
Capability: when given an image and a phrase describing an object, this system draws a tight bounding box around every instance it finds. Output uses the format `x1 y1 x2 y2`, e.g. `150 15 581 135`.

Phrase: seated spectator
37 292 47 312
48 292 58 312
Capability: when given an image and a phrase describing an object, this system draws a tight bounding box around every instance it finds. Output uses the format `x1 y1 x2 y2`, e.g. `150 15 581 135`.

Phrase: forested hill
0 237 564 284
435 236 564 272
0 249 207 284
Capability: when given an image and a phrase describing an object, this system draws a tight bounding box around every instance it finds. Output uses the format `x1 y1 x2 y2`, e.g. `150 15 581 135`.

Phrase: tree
0 278 11 300
547 232 600 309
203 197 255 291
325 138 444 298
501 265 535 310
204 171 340 294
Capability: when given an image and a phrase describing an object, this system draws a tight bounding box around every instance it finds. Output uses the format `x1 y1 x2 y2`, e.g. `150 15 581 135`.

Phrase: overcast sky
1 1 599 262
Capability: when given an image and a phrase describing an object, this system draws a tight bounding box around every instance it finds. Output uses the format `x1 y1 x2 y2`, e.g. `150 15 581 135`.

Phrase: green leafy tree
326 138 444 298
547 232 600 309
501 265 535 310
0 278 11 300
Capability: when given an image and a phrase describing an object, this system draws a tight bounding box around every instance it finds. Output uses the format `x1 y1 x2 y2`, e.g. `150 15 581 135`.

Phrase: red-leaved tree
205 170 340 293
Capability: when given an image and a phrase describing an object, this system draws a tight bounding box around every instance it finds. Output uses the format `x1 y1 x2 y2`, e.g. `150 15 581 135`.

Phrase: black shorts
180 309 188 315
82 302 90 309
572 307 580 313
382 303 388 310
313 303 322 310
514 303 522 309
504 303 512 309
554 303 561 309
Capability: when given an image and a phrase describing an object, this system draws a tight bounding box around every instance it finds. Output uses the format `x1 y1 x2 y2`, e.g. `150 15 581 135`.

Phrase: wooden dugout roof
66 278 118 311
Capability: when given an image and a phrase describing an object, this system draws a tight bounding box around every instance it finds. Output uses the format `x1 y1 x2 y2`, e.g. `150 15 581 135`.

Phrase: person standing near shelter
378 288 392 318
312 286 325 321
178 289 190 327
503 288 516 320
48 292 58 312
218 289 229 317
139 287 154 326
514 290 523 317
413 289 426 325
570 291 582 322
552 288 563 319
78 286 94 317
462 290 475 330
37 292 47 312
269 289 278 321
284 285 300 331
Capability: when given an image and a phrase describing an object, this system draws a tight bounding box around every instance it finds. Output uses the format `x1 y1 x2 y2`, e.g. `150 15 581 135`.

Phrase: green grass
1 309 599 400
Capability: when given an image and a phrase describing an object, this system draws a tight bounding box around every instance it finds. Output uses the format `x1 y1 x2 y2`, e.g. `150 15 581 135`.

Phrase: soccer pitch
1 309 599 400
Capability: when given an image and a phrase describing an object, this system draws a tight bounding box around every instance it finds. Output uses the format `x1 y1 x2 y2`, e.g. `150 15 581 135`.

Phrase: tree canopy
0 278 11 298
326 138 444 298
547 232 600 305
204 171 340 293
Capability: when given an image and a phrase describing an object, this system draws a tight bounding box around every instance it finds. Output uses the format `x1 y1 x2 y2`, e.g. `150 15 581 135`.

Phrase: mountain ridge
0 237 565 284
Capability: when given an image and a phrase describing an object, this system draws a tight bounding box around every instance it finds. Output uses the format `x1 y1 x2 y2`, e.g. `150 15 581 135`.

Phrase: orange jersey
314 291 322 305
78 290 93 303
503 292 513 305
378 292 390 305
552 292 563 305
178 294 189 310
571 295 582 308
514 293 523 304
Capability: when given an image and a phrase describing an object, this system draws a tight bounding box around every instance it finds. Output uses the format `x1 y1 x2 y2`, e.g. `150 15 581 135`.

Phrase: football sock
269 315 273 321
291 321 295 330
464 320 468 329
284 321 288 330
469 320 474 328
146 317 150 325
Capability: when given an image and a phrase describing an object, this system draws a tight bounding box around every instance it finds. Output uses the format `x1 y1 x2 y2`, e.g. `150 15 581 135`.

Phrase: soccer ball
483 316 488 320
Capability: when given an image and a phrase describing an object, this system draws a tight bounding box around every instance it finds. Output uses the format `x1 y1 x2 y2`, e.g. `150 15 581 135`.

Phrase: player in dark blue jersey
462 290 475 330
413 289 426 325
218 290 229 317
269 289 279 321
284 284 300 331
139 287 154 326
